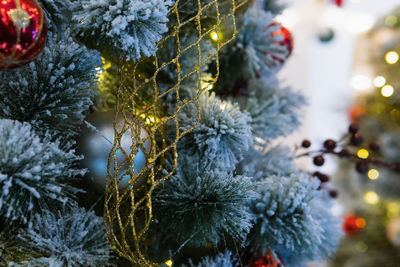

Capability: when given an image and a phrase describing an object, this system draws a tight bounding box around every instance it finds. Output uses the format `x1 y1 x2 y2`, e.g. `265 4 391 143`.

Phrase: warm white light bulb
373 76 386 87
381 85 394 97
386 51 399 64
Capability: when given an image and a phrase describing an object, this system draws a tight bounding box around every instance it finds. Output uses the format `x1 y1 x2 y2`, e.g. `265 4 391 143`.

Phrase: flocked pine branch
178 92 253 171
157 34 216 114
9 206 113 267
0 31 100 142
0 119 84 224
71 0 173 61
153 158 255 247
248 173 342 262
158 34 215 92
237 146 299 179
38 0 70 30
236 77 306 142
182 251 237 267
214 7 289 91
262 0 286 14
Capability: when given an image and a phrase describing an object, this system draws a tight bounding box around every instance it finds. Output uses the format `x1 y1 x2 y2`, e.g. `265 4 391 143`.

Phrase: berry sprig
297 122 400 175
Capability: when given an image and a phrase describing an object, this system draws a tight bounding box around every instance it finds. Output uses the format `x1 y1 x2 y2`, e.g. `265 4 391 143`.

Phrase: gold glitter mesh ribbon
103 0 247 265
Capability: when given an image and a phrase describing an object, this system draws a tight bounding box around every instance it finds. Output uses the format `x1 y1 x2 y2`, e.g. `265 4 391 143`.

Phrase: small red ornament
0 0 47 69
343 214 366 236
348 105 366 122
269 23 294 57
333 0 344 7
251 250 285 267
263 22 294 68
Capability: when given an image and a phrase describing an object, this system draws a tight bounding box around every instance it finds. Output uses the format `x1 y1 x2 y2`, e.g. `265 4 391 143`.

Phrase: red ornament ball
266 22 294 65
333 0 344 7
0 0 47 69
343 214 366 236
251 251 284 267
269 23 293 56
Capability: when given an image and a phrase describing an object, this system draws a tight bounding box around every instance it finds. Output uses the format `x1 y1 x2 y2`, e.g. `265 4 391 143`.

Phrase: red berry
324 139 337 151
301 140 311 148
356 161 369 174
339 149 351 157
319 174 330 183
350 133 364 146
313 155 325 166
348 123 359 134
369 142 380 152
329 190 338 198
313 171 329 182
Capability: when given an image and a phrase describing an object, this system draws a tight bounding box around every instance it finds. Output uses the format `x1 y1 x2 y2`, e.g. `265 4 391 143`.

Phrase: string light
381 85 394 97
101 56 112 70
364 191 379 205
373 76 386 87
165 260 173 267
385 51 399 64
210 30 219 41
357 149 369 159
201 81 214 91
367 169 379 180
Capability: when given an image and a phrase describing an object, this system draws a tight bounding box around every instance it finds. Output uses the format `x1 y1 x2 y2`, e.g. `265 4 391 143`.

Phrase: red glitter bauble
269 22 294 58
251 251 285 267
0 0 47 69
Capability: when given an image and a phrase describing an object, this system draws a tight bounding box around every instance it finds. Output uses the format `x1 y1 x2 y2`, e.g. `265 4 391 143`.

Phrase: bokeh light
373 76 386 87
385 51 399 64
367 169 379 180
357 149 369 159
381 85 394 97
364 191 380 205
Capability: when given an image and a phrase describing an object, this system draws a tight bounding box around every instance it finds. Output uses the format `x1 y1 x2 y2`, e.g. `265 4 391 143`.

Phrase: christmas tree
0 0 342 266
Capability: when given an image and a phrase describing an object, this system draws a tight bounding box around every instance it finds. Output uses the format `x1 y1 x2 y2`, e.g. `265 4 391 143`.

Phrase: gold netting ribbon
103 0 247 265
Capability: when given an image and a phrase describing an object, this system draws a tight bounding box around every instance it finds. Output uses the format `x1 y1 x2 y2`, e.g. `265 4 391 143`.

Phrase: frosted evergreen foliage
183 251 237 267
261 0 285 14
249 173 342 261
11 207 113 267
0 119 84 224
158 34 215 113
216 8 289 90
0 32 100 141
179 93 253 171
38 0 69 30
176 0 214 21
237 146 298 180
158 34 215 91
154 159 254 247
236 77 305 141
71 0 173 61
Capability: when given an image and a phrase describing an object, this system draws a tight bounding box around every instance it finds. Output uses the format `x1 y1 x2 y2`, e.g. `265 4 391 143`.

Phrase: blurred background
277 0 400 266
